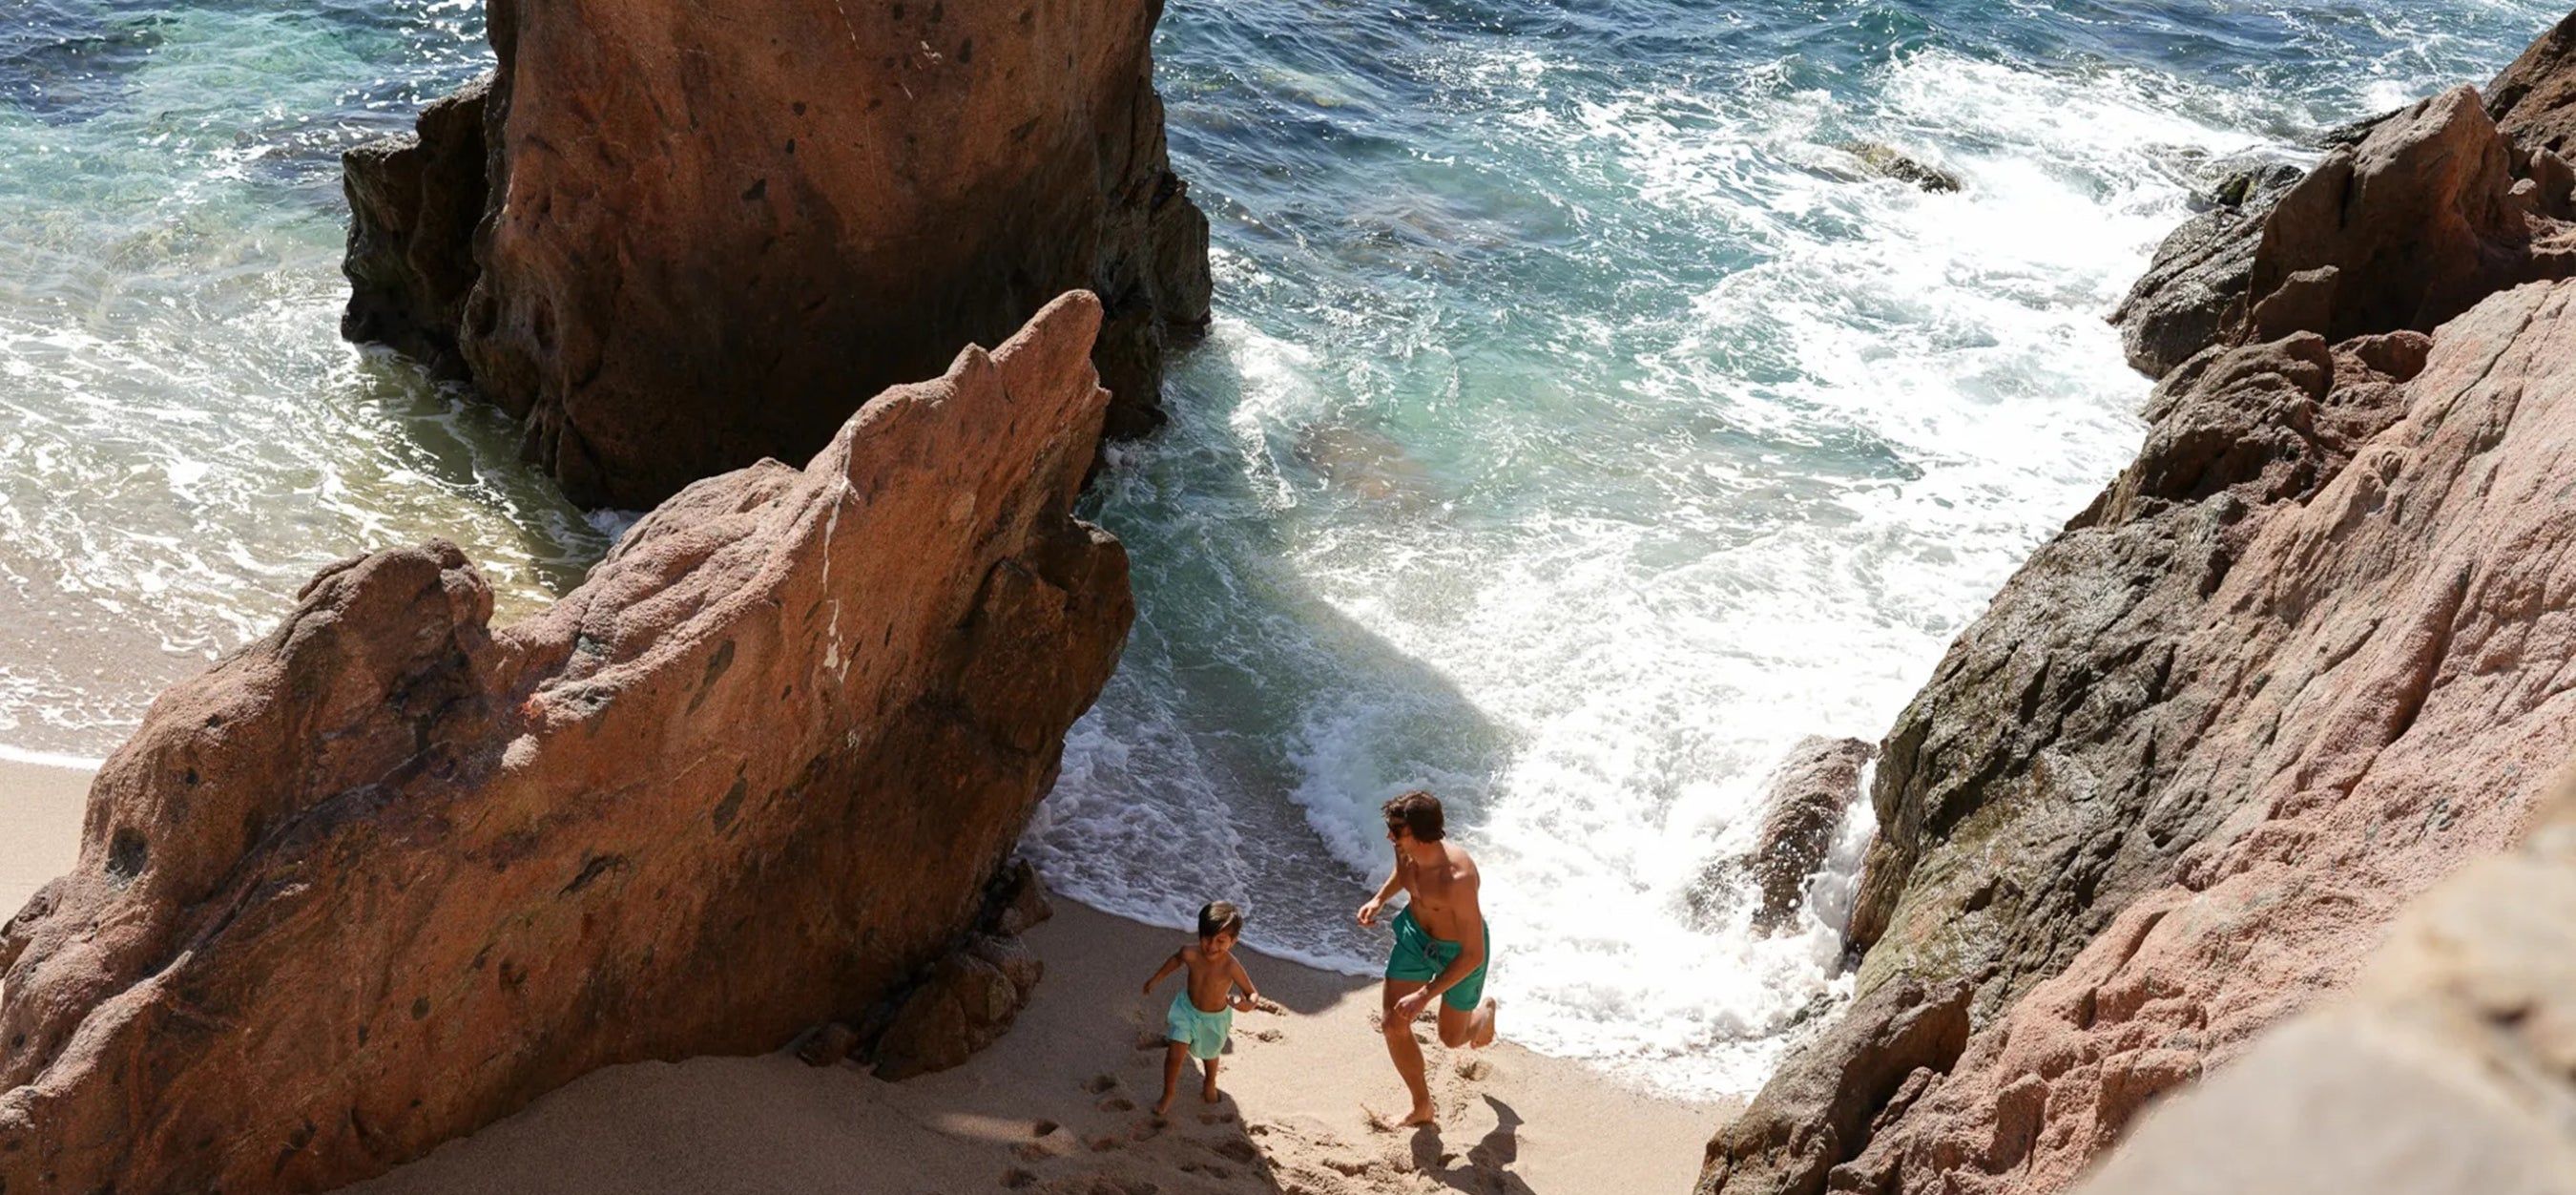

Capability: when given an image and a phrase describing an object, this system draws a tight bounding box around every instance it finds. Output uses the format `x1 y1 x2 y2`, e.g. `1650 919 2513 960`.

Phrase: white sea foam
1033 43 2300 1098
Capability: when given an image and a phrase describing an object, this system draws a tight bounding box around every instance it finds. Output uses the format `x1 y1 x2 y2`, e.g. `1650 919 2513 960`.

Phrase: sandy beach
0 756 89 921
2 757 1723 1194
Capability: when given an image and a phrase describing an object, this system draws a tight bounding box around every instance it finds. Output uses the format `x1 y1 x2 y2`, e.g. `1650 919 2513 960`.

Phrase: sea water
0 0 2554 1098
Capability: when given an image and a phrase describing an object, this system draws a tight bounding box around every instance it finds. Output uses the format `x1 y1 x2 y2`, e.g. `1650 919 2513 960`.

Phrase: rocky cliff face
1703 17 2576 1195
0 293 1131 1195
343 0 1211 508
2111 84 2576 379
2074 763 2576 1195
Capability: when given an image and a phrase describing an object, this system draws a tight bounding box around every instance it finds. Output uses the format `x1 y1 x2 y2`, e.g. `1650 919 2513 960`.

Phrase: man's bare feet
1396 1102 1439 1128
1153 1092 1175 1118
1470 998 1499 1049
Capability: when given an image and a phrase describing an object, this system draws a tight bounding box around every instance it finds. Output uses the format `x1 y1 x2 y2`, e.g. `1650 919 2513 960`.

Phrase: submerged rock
0 293 1132 1194
343 0 1211 509
1837 142 1963 193
1688 736 1875 936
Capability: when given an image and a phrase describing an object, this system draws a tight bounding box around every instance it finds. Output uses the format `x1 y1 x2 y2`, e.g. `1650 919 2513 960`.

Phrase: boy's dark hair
1382 790 1445 842
1197 901 1244 939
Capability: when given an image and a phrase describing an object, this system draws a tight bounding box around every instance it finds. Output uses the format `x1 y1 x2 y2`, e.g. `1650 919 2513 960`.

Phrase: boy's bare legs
1156 1042 1187 1118
1380 979 1438 1126
1201 1057 1222 1102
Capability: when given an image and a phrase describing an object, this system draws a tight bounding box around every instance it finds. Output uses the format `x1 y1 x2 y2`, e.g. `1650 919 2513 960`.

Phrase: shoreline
2 756 1727 1192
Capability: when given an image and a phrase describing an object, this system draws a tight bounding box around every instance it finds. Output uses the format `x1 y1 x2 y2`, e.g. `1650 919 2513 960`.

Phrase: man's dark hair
1197 900 1244 939
1382 790 1445 842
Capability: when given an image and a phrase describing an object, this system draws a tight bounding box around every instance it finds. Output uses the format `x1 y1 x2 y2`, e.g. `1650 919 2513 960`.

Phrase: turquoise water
0 0 2556 1096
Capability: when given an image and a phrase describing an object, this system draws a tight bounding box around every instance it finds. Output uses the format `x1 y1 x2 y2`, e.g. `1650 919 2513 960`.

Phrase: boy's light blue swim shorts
1167 993 1233 1059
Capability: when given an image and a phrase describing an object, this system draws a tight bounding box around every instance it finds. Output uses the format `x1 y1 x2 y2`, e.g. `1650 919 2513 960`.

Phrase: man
1355 789 1497 1127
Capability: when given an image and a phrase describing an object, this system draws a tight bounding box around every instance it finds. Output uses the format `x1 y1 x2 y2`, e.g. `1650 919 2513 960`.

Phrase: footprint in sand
1086 1134 1123 1152
1082 1073 1120 1094
999 1167 1038 1189
1132 1032 1166 1051
1197 1110 1236 1125
1210 1139 1261 1164
1452 1058 1490 1080
1097 1095 1135 1113
1249 1027 1283 1043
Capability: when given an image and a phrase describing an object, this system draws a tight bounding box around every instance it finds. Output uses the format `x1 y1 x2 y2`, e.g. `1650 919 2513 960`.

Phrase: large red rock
0 293 1132 1194
2244 85 2570 346
346 0 1211 508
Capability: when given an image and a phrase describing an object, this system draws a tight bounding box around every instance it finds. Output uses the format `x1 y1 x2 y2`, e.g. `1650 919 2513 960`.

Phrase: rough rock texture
0 293 1132 1194
1707 281 2576 1193
2246 86 2569 345
2489 11 2576 160
340 73 491 379
2112 84 2576 379
2076 766 2576 1195
1690 737 1876 935
865 857 1053 1080
2108 160 2301 378
345 0 1211 508
1696 977 1971 1195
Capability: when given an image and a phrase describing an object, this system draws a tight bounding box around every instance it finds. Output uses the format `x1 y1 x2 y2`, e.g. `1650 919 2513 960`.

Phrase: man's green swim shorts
1384 907 1489 1012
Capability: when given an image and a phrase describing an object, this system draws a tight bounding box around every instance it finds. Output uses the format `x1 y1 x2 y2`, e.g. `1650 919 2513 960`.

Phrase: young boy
1140 901 1262 1116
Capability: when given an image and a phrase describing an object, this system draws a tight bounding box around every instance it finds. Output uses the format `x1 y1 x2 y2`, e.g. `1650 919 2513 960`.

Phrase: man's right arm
1357 852 1406 925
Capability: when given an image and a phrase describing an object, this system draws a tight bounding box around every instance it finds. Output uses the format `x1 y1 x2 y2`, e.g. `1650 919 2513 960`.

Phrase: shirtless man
1356 790 1498 1127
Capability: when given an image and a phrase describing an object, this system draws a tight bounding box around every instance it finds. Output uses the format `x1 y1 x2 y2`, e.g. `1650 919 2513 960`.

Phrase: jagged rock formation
2111 84 2576 378
1699 977 1969 1195
2075 765 2576 1195
341 73 490 380
1702 18 2576 1192
0 294 1132 1194
2490 11 2576 159
2107 160 2299 378
800 858 1058 1081
1689 737 1875 935
342 0 1211 508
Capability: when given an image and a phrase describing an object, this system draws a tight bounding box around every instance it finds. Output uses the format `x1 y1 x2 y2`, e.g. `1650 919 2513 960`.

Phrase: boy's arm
1228 955 1261 1011
1141 950 1183 996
